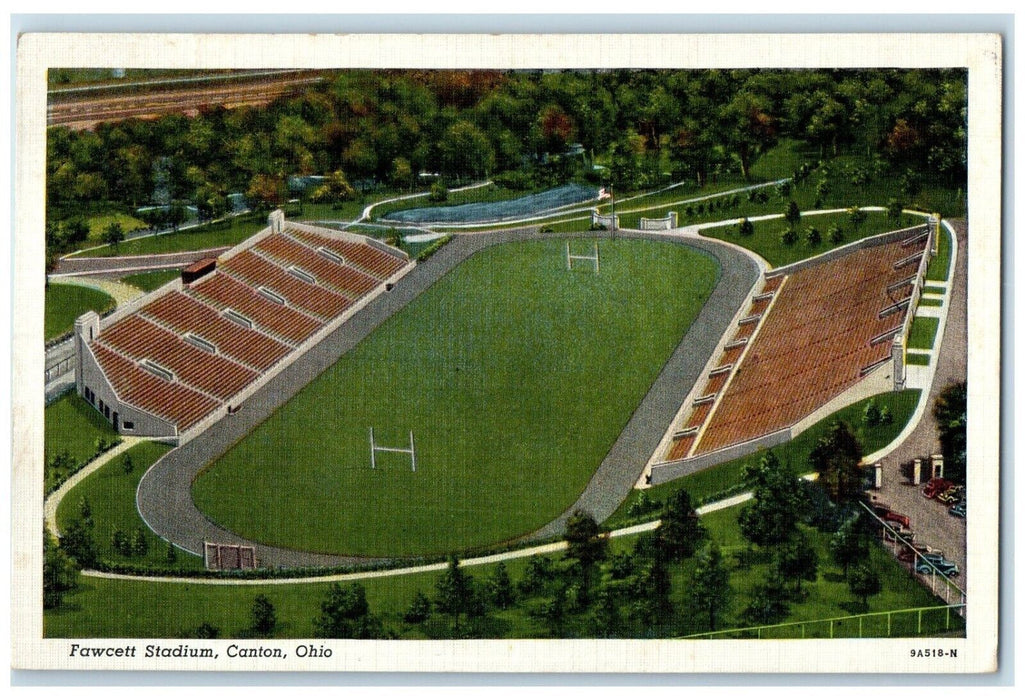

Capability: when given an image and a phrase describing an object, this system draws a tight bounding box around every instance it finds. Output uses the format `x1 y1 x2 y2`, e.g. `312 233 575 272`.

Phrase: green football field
192 238 720 557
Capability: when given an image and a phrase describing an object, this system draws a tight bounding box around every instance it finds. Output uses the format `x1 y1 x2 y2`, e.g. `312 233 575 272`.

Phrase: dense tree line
46 69 966 233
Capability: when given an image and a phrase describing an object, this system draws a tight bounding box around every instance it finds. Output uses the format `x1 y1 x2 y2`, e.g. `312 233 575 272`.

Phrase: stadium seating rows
141 291 291 371
287 227 408 279
663 233 927 462
85 225 410 436
220 250 353 320
694 235 927 455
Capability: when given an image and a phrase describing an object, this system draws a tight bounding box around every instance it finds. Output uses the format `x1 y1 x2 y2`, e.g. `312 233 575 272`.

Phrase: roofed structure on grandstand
652 223 935 483
74 210 412 445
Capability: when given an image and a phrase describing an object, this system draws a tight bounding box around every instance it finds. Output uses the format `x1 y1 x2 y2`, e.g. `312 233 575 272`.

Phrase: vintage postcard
12 32 1001 673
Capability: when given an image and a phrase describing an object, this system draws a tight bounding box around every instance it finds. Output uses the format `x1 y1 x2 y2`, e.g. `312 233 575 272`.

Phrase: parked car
897 545 916 563
916 558 959 577
923 477 956 498
883 511 911 529
883 526 914 544
950 501 967 518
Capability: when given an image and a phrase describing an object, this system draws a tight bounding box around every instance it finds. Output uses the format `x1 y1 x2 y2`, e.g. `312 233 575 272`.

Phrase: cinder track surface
135 229 759 568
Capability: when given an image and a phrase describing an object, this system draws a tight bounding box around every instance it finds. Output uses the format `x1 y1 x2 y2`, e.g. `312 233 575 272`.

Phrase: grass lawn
78 215 267 258
690 505 961 639
703 210 901 268
926 224 953 282
86 212 149 241
44 282 115 341
917 297 942 307
193 238 720 557
44 393 120 493
908 316 940 350
119 269 181 292
605 390 921 528
922 285 946 295
54 441 204 570
45 501 959 640
906 353 931 366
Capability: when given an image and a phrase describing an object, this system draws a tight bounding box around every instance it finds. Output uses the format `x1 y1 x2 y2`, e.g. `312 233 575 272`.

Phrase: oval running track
135 228 760 568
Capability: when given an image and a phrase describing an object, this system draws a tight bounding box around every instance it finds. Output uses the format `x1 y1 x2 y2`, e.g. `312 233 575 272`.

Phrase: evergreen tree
689 543 732 633
434 555 474 633
830 516 870 577
738 452 810 548
485 562 516 609
810 421 865 504
315 583 384 638
60 518 98 569
130 527 149 557
933 382 967 482
249 594 277 635
43 526 79 609
848 565 882 608
773 530 819 594
655 488 707 561
564 510 607 568
785 200 802 227
403 590 432 624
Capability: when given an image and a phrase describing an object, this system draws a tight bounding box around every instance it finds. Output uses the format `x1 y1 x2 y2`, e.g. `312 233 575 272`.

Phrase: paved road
53 248 231 277
870 219 967 599
136 228 758 568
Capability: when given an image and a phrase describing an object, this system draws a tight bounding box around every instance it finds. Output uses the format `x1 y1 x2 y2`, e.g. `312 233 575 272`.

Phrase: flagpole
610 182 616 240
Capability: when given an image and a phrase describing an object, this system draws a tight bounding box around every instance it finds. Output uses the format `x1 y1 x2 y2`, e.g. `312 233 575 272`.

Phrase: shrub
429 182 448 202
828 224 845 244
775 181 792 199
538 224 554 234
781 228 799 246
785 201 801 227
848 206 867 229
806 226 822 246
738 217 755 237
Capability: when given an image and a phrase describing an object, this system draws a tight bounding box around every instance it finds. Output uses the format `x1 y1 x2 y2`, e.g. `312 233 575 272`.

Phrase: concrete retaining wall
639 212 678 230
649 428 792 485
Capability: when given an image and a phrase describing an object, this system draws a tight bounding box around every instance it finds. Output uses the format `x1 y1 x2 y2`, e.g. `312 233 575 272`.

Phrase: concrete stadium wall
649 428 792 486
77 340 176 439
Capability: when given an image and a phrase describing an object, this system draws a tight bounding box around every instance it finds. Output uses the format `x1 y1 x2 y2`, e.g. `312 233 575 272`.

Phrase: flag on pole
598 187 611 200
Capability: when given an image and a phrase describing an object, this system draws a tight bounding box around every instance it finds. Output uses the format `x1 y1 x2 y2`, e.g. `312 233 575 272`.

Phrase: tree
847 206 867 230
737 452 810 548
111 529 130 557
485 562 516 609
689 543 732 633
403 590 432 624
830 515 870 577
742 576 790 625
315 583 383 638
809 421 865 504
130 528 149 557
655 488 707 561
103 221 125 252
60 518 98 569
828 224 845 244
806 226 822 246
785 200 802 227
78 496 93 527
565 509 607 568
933 382 967 482
630 558 673 629
165 540 178 564
518 554 556 595
887 198 905 226
737 217 755 236
249 594 277 635
122 453 134 474
434 555 474 633
773 530 819 594
863 399 881 427
531 585 568 638
44 526 79 609
847 565 882 608
429 181 448 202
781 228 799 246
591 585 623 638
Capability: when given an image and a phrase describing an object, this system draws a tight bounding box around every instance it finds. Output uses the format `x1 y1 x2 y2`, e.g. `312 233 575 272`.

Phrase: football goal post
566 241 600 274
369 427 417 471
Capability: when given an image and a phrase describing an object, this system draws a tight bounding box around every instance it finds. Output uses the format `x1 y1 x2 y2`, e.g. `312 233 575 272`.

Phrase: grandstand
73 211 413 444
651 225 933 484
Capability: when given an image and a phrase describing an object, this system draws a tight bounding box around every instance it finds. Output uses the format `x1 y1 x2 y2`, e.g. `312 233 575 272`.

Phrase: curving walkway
134 228 759 568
